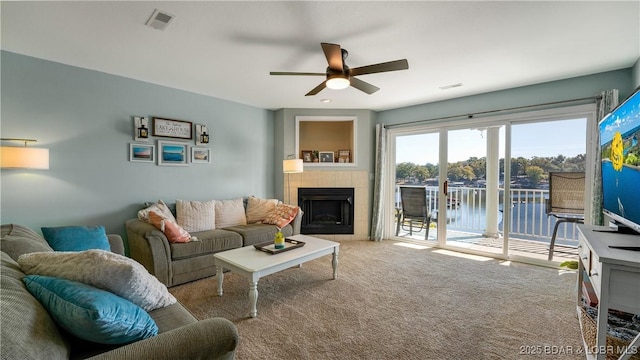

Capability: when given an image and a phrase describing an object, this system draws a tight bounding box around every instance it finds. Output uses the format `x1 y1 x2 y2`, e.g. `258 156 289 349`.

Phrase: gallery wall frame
129 143 154 162
191 147 211 164
153 117 193 140
157 140 189 166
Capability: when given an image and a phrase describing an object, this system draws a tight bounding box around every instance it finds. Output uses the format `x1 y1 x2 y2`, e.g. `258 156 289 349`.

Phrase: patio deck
394 225 578 263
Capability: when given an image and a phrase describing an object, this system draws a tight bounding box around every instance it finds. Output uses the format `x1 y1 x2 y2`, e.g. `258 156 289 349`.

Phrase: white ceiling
2 1 639 111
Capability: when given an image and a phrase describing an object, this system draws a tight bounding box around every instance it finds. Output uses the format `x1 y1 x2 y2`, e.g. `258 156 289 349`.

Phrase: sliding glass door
392 131 440 243
387 104 594 263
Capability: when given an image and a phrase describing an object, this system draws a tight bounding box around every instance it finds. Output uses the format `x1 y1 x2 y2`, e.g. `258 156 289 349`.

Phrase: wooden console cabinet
576 224 640 360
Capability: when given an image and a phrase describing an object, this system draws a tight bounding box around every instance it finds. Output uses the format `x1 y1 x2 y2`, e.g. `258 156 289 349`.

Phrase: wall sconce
196 124 210 145
134 116 149 142
0 138 50 170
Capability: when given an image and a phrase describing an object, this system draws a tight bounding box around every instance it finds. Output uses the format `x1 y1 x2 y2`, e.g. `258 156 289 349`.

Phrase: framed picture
157 140 189 166
301 150 313 163
129 143 154 162
191 147 211 164
133 116 150 142
338 149 350 163
319 151 335 163
153 117 193 140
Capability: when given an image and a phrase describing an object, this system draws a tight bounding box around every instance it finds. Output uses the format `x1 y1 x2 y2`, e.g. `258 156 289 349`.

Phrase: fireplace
298 188 354 234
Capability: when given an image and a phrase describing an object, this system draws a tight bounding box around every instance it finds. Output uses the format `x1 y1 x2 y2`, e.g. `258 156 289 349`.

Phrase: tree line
396 154 586 187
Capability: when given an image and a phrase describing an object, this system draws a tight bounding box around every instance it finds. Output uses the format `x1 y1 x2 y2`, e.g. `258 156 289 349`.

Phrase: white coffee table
214 234 339 318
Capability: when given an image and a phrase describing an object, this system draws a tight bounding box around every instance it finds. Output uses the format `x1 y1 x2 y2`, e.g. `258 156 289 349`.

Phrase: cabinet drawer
588 251 602 298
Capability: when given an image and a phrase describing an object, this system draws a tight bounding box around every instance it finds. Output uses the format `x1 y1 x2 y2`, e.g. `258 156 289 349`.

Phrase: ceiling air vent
145 9 175 31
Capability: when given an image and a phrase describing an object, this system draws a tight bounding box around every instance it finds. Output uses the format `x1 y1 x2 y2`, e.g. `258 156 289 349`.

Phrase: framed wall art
319 151 335 163
153 117 193 140
191 147 211 164
157 140 189 166
129 143 154 162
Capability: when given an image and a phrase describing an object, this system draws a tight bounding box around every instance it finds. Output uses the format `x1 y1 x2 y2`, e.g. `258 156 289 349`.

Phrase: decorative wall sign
129 143 154 162
157 140 189 166
153 117 193 140
191 147 211 164
195 124 210 145
133 116 150 142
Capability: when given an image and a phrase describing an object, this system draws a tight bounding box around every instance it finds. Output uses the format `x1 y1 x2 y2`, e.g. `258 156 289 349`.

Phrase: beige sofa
126 198 303 287
0 224 238 360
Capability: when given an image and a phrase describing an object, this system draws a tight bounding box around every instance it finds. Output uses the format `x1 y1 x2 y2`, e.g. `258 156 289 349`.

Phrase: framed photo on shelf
157 141 189 166
338 149 351 163
153 117 193 140
129 143 154 162
191 147 211 164
319 151 335 163
301 150 313 162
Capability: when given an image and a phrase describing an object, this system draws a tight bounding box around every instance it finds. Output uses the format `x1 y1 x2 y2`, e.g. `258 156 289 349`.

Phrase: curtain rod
385 95 601 129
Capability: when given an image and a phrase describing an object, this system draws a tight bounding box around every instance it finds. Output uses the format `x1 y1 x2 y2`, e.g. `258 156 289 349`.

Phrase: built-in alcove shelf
295 116 357 167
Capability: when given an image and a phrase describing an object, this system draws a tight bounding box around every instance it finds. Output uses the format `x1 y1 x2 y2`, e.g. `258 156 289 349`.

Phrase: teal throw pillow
23 275 158 344
41 225 110 252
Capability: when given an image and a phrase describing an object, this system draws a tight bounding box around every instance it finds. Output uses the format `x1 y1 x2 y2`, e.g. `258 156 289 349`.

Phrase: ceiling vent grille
145 9 175 31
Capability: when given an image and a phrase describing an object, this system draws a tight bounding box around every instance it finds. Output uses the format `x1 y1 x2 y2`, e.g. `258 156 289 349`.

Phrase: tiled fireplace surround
284 170 369 241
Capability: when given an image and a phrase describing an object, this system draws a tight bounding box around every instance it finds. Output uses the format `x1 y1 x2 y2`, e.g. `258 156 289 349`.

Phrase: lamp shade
283 159 303 173
0 146 50 169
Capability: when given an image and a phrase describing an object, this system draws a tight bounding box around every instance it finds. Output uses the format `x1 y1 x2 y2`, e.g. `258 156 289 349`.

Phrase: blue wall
1 51 275 237
377 69 635 126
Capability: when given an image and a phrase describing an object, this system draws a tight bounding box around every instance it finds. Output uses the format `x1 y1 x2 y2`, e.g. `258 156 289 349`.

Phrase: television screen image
599 87 640 234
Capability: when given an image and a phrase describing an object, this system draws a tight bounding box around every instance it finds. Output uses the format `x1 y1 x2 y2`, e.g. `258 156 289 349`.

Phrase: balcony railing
395 185 580 246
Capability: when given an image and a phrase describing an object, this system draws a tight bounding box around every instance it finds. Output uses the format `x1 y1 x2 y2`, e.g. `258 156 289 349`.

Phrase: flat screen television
599 86 640 234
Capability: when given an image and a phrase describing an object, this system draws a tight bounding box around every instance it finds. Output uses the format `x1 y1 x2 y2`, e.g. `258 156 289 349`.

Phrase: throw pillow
176 199 216 232
138 200 176 223
18 250 176 311
41 225 110 252
263 203 299 229
215 198 247 228
149 211 191 243
23 275 158 345
246 196 279 224
0 224 54 262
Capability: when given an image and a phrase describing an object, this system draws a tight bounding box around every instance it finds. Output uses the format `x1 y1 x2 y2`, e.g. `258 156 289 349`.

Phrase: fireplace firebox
298 188 354 234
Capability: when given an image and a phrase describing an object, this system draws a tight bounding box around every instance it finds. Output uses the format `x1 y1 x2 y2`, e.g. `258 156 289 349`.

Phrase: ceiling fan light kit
270 42 408 96
326 75 350 90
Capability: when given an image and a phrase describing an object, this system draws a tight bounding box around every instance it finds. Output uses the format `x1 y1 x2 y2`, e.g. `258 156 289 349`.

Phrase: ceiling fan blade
349 59 409 76
321 43 343 71
305 81 327 96
350 77 380 95
270 72 325 76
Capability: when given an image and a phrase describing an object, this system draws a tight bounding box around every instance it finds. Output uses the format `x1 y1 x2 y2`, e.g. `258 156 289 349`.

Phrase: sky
395 118 587 164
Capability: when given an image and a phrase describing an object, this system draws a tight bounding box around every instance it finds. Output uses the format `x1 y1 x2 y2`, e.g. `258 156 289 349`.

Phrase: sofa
1 223 239 360
126 197 303 287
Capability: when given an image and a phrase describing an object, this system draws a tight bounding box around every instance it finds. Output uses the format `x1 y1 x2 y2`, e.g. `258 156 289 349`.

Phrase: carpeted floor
170 240 584 359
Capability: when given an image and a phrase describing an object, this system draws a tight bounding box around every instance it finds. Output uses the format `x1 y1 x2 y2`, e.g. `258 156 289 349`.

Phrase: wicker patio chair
546 172 586 260
396 186 432 240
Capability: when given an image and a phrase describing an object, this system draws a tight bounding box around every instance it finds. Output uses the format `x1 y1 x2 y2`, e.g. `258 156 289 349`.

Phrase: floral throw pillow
263 204 299 229
246 196 279 224
149 211 191 243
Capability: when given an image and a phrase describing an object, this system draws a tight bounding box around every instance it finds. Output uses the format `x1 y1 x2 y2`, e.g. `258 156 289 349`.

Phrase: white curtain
590 89 619 225
370 124 386 241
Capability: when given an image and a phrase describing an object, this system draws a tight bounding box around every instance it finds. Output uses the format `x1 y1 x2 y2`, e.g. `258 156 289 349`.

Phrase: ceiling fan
270 42 409 96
